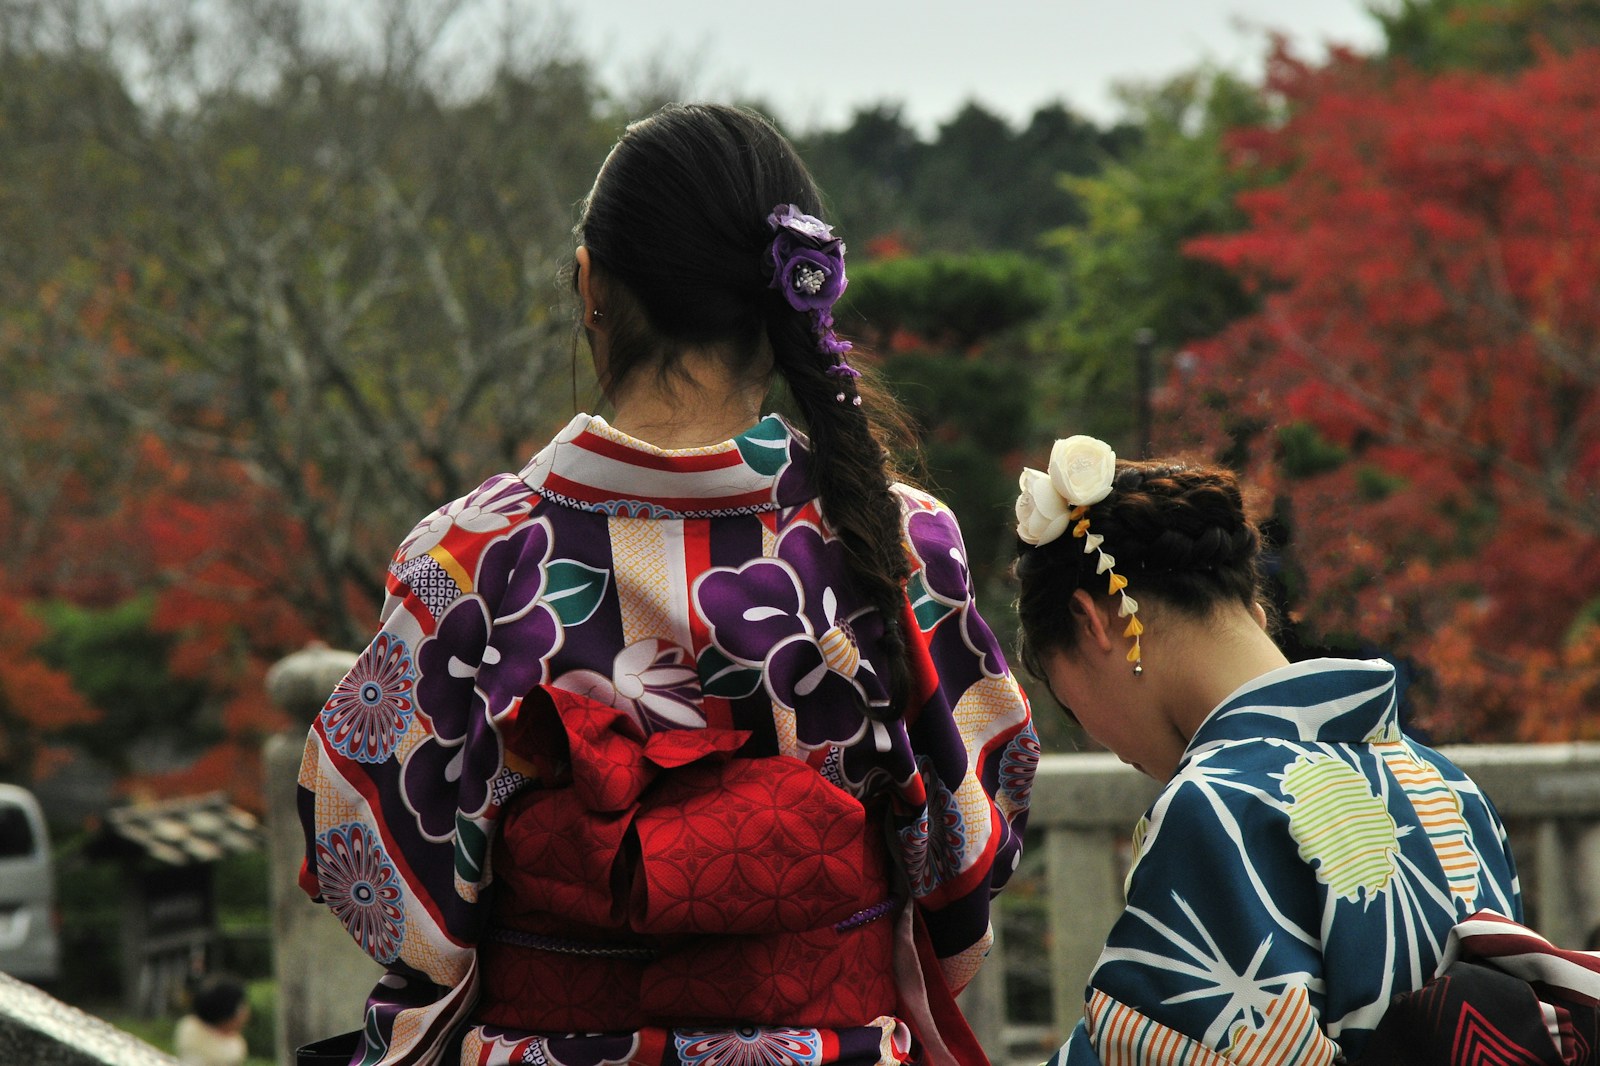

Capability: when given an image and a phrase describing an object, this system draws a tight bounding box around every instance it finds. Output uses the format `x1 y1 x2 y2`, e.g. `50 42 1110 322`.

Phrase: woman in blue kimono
1011 436 1521 1065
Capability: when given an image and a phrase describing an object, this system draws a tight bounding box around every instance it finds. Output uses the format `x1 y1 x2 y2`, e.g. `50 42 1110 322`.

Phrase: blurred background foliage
2 0 1600 825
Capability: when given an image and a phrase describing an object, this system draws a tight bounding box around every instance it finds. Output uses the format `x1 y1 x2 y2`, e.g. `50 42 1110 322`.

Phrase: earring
590 309 604 322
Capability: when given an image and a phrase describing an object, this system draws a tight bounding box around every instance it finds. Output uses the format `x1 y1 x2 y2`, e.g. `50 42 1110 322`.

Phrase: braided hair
1013 461 1267 680
576 103 916 720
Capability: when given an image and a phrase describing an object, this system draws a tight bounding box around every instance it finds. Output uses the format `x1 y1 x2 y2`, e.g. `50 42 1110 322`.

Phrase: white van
0 784 61 984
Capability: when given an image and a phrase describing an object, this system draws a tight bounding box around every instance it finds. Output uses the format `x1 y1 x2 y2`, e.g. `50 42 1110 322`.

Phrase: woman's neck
1160 603 1293 743
606 355 767 450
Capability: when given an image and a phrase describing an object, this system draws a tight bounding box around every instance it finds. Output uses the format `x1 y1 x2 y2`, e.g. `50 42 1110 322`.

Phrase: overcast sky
565 0 1387 132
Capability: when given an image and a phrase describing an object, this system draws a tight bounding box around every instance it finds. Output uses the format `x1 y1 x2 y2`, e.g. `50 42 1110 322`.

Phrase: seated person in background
1011 435 1522 1065
175 974 249 1066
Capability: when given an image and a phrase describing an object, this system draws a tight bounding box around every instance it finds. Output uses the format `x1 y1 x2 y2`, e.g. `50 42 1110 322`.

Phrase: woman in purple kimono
296 103 1036 1066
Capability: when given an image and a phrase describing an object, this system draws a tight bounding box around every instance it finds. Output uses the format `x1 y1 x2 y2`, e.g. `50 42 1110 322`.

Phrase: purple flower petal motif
403 523 563 840
694 523 888 735
904 507 1005 678
321 632 415 763
772 431 817 514
697 559 807 665
404 597 493 842
316 822 406 963
674 1027 824 1066
907 509 973 605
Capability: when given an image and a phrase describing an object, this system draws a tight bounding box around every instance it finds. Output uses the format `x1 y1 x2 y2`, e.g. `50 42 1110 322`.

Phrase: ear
575 246 603 327
1069 588 1116 655
1250 600 1269 631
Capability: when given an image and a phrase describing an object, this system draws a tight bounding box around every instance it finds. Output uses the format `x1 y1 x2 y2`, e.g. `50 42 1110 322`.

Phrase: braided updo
1013 461 1267 679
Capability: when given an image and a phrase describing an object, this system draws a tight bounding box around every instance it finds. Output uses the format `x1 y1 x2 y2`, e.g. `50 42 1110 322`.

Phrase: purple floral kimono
297 413 1036 1066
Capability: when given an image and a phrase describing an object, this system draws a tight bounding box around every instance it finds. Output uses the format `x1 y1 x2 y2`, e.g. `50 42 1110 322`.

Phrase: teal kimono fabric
1051 658 1521 1066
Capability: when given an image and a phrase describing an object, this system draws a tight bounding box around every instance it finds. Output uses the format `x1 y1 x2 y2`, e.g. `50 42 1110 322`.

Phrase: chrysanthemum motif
898 759 967 897
316 822 406 963
674 1027 824 1066
321 632 415 763
1000 728 1041 805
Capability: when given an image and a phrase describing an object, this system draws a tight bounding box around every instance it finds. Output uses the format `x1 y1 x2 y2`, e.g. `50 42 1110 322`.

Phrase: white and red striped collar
517 413 813 518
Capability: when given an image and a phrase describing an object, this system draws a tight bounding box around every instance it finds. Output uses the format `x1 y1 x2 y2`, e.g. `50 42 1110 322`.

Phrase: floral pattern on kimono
298 413 1035 1066
1050 658 1521 1066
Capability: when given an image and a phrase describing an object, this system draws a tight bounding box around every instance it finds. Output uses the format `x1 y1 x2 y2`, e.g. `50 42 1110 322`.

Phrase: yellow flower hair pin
1016 435 1142 675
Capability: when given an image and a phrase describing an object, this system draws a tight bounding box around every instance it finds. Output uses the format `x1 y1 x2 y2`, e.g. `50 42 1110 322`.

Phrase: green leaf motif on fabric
543 560 609 626
697 644 764 699
454 812 488 884
907 572 955 632
1283 754 1400 903
360 1003 391 1066
734 417 792 476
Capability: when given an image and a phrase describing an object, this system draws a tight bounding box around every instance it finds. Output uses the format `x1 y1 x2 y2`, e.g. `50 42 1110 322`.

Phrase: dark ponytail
765 293 916 720
577 103 918 719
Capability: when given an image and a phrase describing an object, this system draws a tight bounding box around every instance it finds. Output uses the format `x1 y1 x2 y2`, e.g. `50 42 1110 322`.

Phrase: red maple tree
1172 43 1600 741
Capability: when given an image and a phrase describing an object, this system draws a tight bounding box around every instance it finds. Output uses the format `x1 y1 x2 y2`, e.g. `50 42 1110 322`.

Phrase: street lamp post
1134 327 1155 459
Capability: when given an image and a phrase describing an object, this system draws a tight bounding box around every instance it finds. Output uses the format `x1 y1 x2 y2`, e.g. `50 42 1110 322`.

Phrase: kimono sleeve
892 488 1037 995
1052 773 1341 1066
295 479 560 1065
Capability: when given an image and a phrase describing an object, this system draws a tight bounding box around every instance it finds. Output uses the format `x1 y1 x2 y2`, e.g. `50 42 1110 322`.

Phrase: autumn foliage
1174 43 1600 741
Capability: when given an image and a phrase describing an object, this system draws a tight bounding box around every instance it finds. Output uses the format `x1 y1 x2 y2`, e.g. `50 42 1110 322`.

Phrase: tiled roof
98 792 262 866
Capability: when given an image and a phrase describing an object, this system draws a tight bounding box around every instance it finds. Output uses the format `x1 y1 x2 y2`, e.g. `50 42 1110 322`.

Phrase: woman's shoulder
1154 741 1299 824
891 483 968 546
392 471 547 566
891 484 987 598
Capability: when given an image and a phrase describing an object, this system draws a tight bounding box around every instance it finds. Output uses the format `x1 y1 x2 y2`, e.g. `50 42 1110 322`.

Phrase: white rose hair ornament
766 204 860 404
1015 435 1144 674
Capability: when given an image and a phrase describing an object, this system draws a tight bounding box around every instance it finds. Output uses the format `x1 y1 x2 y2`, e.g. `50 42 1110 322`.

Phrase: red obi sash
475 693 899 1033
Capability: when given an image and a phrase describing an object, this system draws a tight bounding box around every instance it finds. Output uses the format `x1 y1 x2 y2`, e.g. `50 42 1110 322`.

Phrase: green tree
35 597 209 775
802 100 1135 252
0 0 624 802
5 0 621 648
1375 0 1600 72
1037 69 1267 450
840 253 1054 609
843 252 1054 349
799 104 923 242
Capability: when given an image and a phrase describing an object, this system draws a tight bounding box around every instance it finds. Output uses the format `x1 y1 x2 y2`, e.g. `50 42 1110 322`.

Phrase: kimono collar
519 413 816 519
1185 658 1402 754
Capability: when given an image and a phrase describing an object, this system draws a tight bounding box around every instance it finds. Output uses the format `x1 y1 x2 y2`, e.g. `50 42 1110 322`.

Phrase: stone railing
260 647 1600 1066
959 744 1600 1065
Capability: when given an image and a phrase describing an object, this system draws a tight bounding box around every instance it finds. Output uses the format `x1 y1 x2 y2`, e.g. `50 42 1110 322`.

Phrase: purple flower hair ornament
767 206 848 312
767 204 860 404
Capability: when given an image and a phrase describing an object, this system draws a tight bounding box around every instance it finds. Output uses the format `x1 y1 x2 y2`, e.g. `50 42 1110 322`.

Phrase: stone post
263 645 381 1066
1031 755 1161 1046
